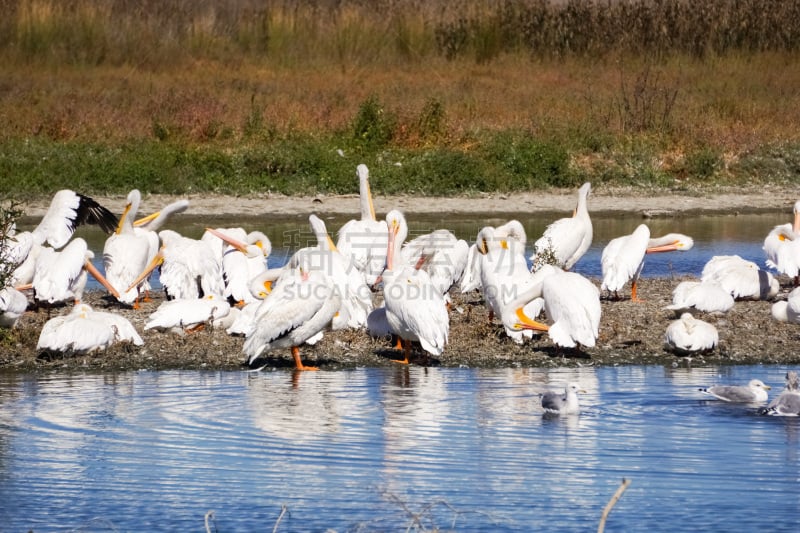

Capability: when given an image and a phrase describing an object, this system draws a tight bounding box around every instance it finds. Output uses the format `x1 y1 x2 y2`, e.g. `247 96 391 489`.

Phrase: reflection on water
20 210 787 291
1 365 799 531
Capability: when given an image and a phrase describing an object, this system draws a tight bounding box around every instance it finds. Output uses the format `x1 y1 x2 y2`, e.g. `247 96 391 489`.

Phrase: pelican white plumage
531 182 592 271
126 229 224 300
665 280 735 314
3 190 118 287
541 383 585 415
336 164 389 286
102 190 153 307
601 224 694 300
760 371 800 416
519 265 600 349
763 200 800 283
771 286 800 323
204 227 270 305
664 313 718 354
37 303 143 353
382 209 449 364
306 214 372 329
0 287 28 328
461 219 527 294
699 379 771 403
144 293 230 331
401 228 469 299
32 237 119 305
243 259 341 371
701 255 779 300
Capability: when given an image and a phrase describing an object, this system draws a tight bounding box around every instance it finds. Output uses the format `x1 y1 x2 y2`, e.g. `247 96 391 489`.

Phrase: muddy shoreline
3 275 800 374
5 186 800 374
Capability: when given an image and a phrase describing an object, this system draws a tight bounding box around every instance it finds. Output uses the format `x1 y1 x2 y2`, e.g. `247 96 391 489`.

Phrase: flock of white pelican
1 169 800 409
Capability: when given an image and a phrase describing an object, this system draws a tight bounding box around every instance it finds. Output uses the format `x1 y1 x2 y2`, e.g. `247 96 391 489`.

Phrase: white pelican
401 228 469 299
382 209 449 364
701 255 779 300
601 224 694 300
665 280 734 314
760 371 800 416
102 190 153 307
204 227 270 305
144 293 231 332
699 379 771 403
763 200 800 283
664 313 718 354
133 198 190 231
531 182 592 271
4 190 118 286
541 383 585 415
771 286 800 323
336 164 389 286
306 214 373 329
31 237 119 306
37 303 143 354
531 265 601 349
243 260 341 371
126 229 224 300
0 287 28 328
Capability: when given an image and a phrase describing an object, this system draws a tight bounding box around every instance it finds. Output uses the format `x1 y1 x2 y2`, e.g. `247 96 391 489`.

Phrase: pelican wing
34 190 118 248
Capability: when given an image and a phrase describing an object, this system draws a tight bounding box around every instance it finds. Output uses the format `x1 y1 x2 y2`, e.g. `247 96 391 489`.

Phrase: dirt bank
3 275 800 373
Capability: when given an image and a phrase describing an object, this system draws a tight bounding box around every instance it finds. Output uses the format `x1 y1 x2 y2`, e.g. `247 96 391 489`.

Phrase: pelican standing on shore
763 199 800 284
381 210 449 364
531 182 592 271
103 190 153 307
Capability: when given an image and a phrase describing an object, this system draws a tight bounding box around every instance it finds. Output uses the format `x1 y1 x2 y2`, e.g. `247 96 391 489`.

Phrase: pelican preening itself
531 182 592 271
699 379 771 403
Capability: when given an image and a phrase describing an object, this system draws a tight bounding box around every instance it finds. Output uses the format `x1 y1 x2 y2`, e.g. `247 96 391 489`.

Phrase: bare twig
204 510 215 533
598 478 631 533
273 504 288 533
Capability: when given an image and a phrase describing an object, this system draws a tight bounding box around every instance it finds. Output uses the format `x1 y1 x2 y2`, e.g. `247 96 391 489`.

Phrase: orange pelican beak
514 307 549 332
205 227 249 254
115 202 132 235
646 241 682 254
125 248 164 293
84 260 120 299
134 210 161 227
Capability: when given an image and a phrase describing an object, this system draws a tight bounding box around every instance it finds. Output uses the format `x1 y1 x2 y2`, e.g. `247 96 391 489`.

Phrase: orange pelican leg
292 346 318 371
393 338 411 365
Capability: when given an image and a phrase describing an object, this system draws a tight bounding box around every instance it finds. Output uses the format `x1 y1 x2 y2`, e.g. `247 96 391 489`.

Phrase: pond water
34 209 786 290
1 365 798 532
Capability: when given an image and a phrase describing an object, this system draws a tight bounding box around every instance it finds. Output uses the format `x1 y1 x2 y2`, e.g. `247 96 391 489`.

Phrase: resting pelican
699 379 771 403
243 259 341 371
204 228 270 305
37 303 143 353
336 164 389 286
382 210 449 364
126 229 224 300
665 280 734 314
701 255 778 300
664 313 718 354
102 190 153 307
771 286 800 323
31 237 119 306
763 200 800 284
0 287 28 328
531 182 592 271
601 225 694 300
541 383 585 415
144 293 230 332
759 371 800 416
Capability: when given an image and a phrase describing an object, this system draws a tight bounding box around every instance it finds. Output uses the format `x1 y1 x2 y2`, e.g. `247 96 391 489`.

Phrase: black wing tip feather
75 193 119 235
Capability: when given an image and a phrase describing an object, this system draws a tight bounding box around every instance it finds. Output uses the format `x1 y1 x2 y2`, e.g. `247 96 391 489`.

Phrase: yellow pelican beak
125 248 164 293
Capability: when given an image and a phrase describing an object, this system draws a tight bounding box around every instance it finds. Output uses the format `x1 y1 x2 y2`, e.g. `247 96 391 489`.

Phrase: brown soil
3 276 799 373
5 186 800 373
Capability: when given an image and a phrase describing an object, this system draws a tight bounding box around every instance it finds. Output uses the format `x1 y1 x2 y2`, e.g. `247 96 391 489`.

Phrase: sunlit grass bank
1 0 800 197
